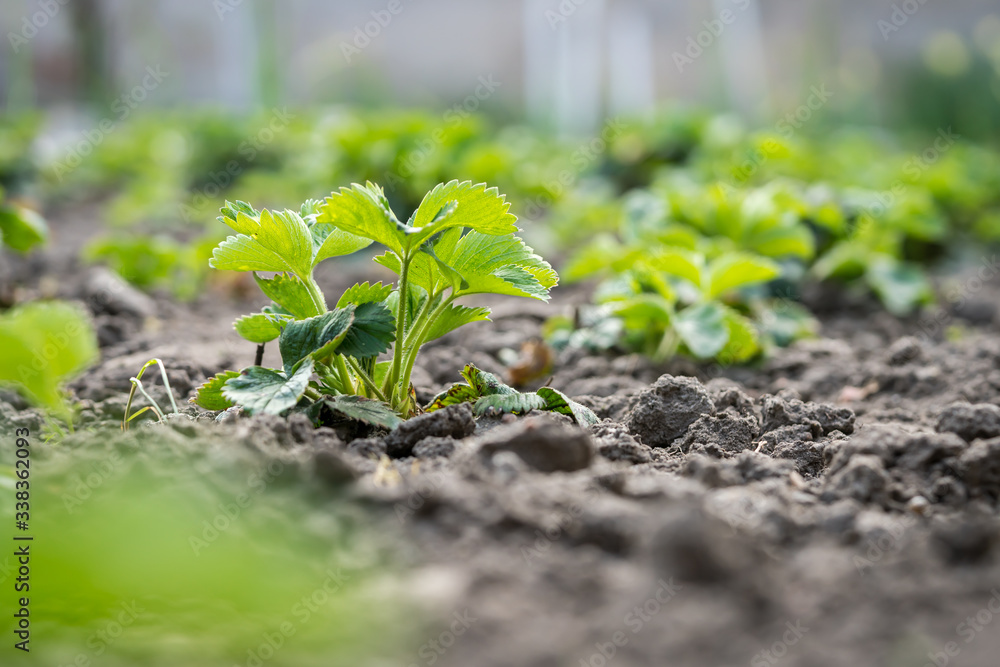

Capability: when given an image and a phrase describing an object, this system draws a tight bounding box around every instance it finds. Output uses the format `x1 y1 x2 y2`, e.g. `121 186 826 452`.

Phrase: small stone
80 267 156 318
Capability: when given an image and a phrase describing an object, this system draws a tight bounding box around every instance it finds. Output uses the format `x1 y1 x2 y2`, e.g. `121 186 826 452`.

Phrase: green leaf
719 309 760 363
373 228 468 294
424 305 491 342
310 223 373 266
813 242 868 280
461 363 517 396
212 208 314 278
610 294 674 327
474 392 547 416
211 234 298 274
336 281 394 308
322 395 403 430
536 387 599 426
0 302 98 414
222 360 314 416
218 200 259 226
403 180 518 251
425 383 480 412
191 370 240 410
650 248 703 289
707 254 780 300
233 312 288 344
336 301 396 359
562 236 624 282
0 204 48 253
318 182 404 254
751 225 814 260
299 199 322 221
278 309 355 376
254 273 321 318
441 232 558 301
866 258 933 316
674 302 730 359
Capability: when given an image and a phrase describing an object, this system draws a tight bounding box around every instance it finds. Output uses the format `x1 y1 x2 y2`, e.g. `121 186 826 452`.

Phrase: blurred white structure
0 0 997 131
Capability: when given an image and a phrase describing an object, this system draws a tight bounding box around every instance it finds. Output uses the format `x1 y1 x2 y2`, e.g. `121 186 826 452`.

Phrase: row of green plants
2 107 999 427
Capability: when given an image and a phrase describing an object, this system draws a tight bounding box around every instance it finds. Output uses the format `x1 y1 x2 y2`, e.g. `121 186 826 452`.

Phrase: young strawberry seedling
195 180 560 426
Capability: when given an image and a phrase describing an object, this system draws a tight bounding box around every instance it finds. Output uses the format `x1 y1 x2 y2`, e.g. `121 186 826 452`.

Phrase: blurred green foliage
0 301 98 418
0 428 416 666
2 102 998 361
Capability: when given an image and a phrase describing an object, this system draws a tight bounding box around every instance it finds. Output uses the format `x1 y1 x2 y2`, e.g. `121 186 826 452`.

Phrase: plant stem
389 252 411 390
302 275 328 315
397 294 456 413
346 357 388 403
334 355 355 394
401 290 440 350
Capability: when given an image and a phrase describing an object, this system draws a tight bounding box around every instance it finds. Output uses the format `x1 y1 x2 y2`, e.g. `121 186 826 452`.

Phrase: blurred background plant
1 0 998 359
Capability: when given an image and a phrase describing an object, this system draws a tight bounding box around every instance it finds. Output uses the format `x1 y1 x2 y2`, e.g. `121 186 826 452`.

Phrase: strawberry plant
577 247 782 362
0 301 98 420
0 185 47 254
195 180 558 424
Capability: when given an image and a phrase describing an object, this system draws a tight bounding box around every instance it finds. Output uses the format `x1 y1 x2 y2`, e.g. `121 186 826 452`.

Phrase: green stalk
397 294 456 413
400 290 441 351
388 252 412 390
346 357 388 403
301 275 328 315
334 355 355 394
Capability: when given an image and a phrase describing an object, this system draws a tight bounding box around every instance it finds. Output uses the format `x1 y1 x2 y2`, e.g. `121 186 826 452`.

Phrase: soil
4 205 1000 667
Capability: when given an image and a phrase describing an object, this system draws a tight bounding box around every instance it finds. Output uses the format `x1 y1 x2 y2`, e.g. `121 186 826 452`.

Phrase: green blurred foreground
0 424 416 666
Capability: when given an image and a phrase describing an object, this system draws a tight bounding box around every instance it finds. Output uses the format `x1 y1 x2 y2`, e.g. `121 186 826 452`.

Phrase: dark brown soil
4 206 1000 667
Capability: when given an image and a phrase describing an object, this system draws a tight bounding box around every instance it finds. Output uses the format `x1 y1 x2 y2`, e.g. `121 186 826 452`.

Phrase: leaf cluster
195 181 558 424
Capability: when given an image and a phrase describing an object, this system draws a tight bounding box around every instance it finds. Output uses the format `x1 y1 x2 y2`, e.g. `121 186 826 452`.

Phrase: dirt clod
623 374 715 447
477 414 594 472
760 395 855 437
384 403 475 458
936 402 1000 442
